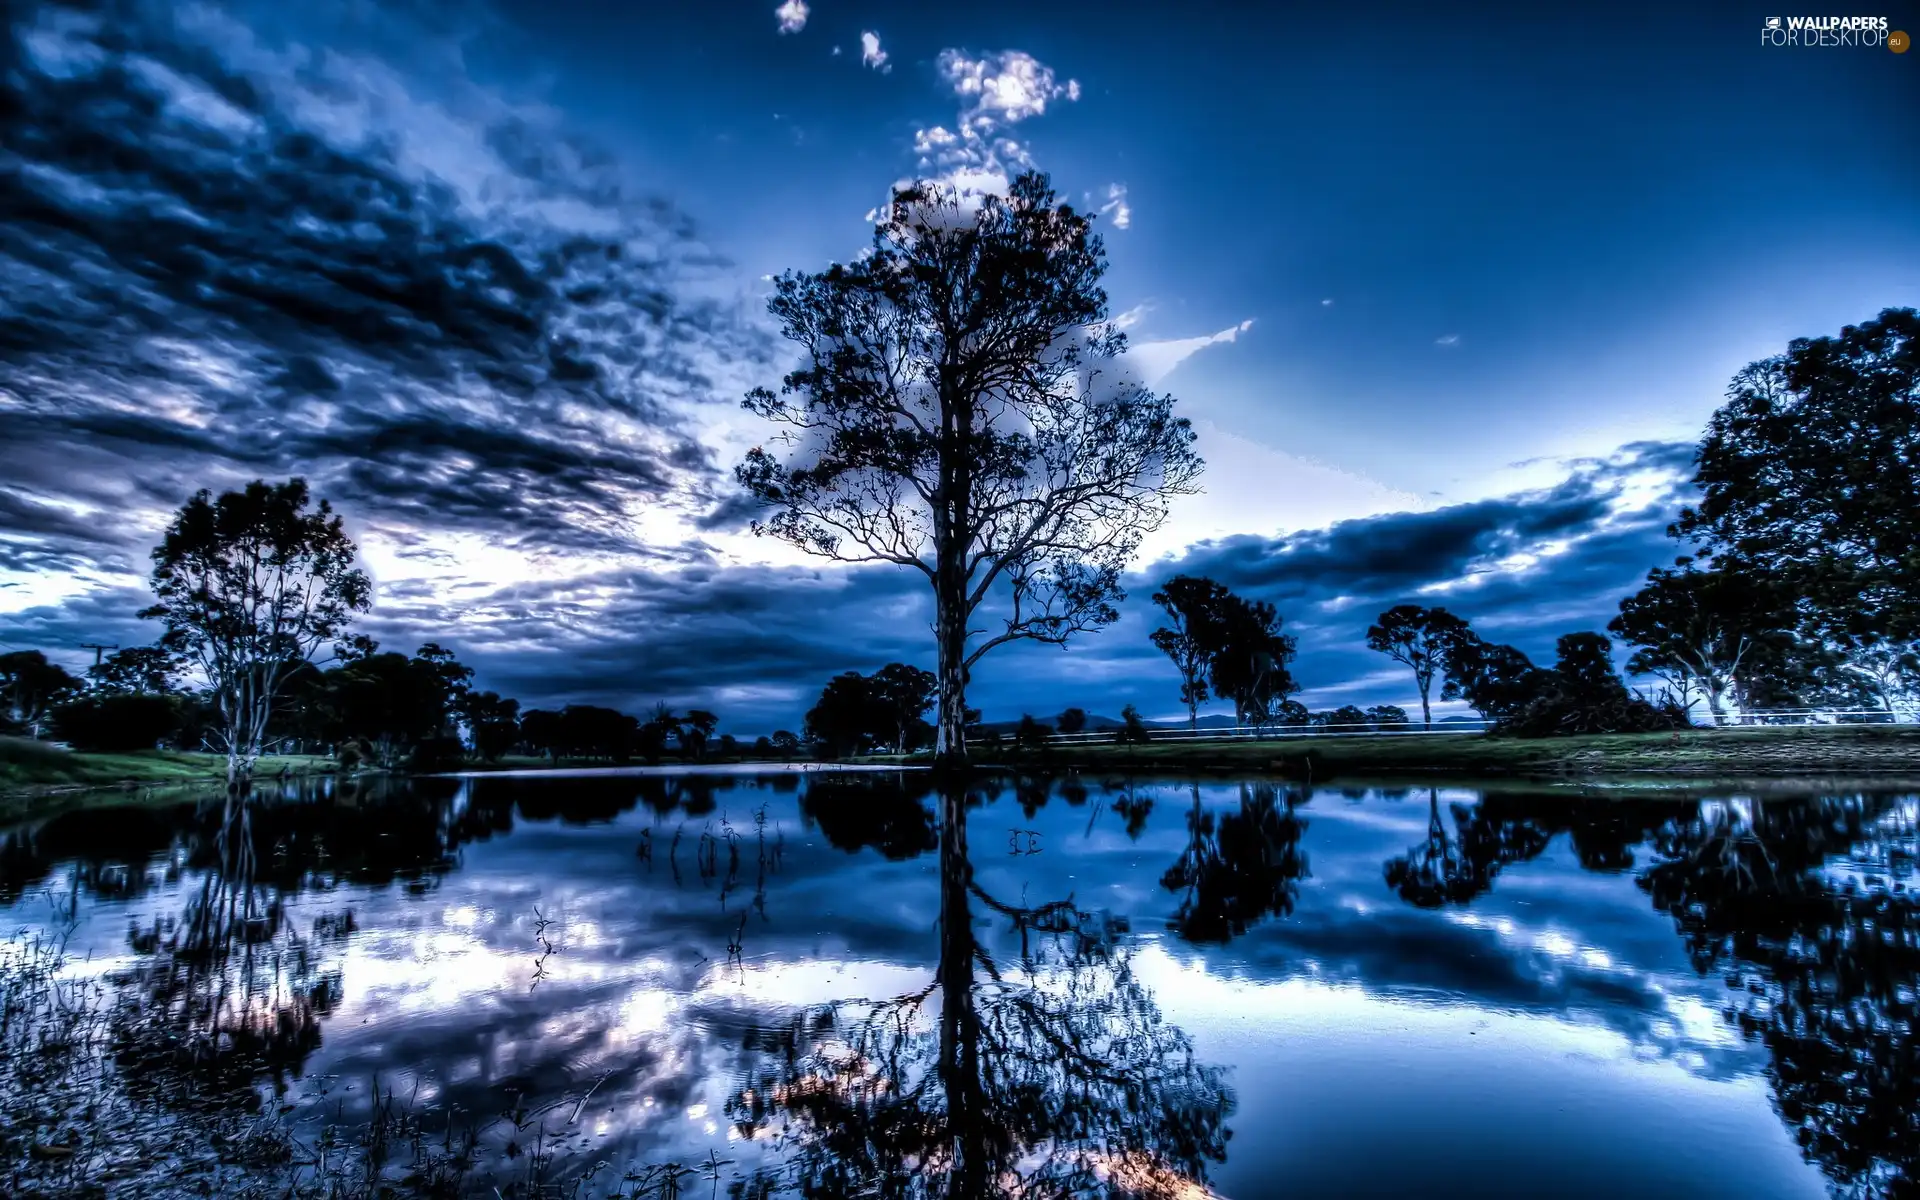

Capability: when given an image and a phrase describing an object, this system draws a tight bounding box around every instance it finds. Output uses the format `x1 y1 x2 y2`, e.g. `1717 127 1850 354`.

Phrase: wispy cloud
1100 182 1132 230
1435 333 1461 346
859 31 889 72
1127 319 1255 385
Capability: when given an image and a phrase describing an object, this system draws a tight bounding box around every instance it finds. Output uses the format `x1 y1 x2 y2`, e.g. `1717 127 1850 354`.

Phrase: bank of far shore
858 723 1920 783
6 725 1920 821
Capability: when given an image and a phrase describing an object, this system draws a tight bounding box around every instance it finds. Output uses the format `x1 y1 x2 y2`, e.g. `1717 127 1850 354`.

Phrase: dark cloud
0 0 768 567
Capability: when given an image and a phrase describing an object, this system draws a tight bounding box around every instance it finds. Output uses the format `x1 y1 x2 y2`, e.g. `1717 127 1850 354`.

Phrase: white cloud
1099 182 1131 230
774 0 809 35
1321 298 1334 306
859 31 889 72
936 49 1078 123
894 49 1080 212
1126 319 1255 385
1435 333 1460 346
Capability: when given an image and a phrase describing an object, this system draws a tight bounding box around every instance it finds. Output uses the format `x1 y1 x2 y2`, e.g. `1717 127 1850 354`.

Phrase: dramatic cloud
773 0 808 35
859 31 888 73
0 1 768 599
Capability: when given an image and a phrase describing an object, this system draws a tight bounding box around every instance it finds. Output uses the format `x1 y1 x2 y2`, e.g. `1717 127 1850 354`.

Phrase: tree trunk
1704 680 1727 726
1418 686 1432 731
935 784 987 1195
932 520 971 767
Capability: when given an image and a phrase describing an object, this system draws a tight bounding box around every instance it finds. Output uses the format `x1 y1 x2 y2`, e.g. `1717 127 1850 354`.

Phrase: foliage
86 646 181 696
1150 575 1230 728
738 171 1203 759
1498 632 1691 737
1015 713 1054 750
1114 703 1152 746
1056 707 1088 735
140 478 371 783
1365 605 1470 728
1441 635 1546 722
1609 558 1791 723
1677 307 1920 642
0 650 81 738
805 664 936 757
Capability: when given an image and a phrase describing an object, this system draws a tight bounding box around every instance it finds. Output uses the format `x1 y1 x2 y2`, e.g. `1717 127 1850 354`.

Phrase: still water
2 769 1915 1198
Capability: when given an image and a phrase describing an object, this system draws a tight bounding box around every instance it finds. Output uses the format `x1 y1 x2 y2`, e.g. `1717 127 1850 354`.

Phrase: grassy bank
0 737 337 799
859 724 1920 781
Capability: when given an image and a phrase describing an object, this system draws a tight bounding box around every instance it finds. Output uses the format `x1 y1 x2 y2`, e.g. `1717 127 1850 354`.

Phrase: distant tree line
0 479 763 775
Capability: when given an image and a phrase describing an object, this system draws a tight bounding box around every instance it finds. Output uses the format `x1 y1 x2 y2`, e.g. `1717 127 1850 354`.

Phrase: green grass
856 724 1920 782
0 737 337 795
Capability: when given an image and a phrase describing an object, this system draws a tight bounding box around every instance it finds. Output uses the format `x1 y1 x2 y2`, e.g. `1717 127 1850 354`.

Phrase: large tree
1207 591 1298 728
738 173 1203 764
142 479 370 787
1676 308 1919 641
1150 575 1230 730
1365 605 1470 729
1609 559 1790 725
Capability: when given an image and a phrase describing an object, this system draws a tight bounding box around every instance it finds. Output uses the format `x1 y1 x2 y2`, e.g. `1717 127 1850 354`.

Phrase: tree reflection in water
109 793 342 1116
727 780 1235 1198
1640 793 1920 1200
1161 781 1309 943
1377 787 1920 1200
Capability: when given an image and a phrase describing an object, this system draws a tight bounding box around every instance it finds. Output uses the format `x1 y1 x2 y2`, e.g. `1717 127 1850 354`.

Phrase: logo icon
1765 16 1782 29
1892 29 1911 52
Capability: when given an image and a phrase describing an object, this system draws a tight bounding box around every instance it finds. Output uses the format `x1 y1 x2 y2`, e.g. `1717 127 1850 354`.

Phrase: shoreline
5 726 1919 821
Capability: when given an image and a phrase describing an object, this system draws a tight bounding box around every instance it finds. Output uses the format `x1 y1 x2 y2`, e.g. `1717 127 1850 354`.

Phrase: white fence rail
1040 709 1911 745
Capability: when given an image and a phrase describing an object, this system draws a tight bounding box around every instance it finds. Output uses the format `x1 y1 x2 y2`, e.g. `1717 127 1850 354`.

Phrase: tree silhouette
141 478 371 787
1610 559 1790 724
0 649 82 738
737 173 1203 764
1677 308 1920 643
1365 605 1470 729
726 781 1234 1196
1150 575 1230 730
1439 635 1545 723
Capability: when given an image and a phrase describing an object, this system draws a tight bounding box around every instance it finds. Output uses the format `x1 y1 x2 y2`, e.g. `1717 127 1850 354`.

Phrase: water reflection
0 774 1915 1197
730 780 1232 1197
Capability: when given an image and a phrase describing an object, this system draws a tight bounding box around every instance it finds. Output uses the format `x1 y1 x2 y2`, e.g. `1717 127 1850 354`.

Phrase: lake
2 768 1914 1198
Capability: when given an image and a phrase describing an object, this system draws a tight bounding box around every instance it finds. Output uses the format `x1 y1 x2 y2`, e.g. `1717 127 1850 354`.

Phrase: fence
1041 708 1911 745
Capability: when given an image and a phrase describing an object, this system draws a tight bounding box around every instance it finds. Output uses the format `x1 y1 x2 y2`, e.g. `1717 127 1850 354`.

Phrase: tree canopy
739 172 1202 762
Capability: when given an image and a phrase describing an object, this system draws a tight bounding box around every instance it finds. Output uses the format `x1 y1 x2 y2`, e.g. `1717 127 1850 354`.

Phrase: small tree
0 651 82 738
1114 703 1152 747
141 479 370 786
1014 713 1053 752
738 172 1203 765
88 645 182 696
1365 704 1410 729
869 662 938 752
1365 605 1469 729
1151 575 1231 730
1056 707 1088 736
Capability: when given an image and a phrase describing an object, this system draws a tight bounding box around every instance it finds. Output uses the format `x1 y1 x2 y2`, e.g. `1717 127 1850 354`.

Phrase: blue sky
1 0 1915 731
